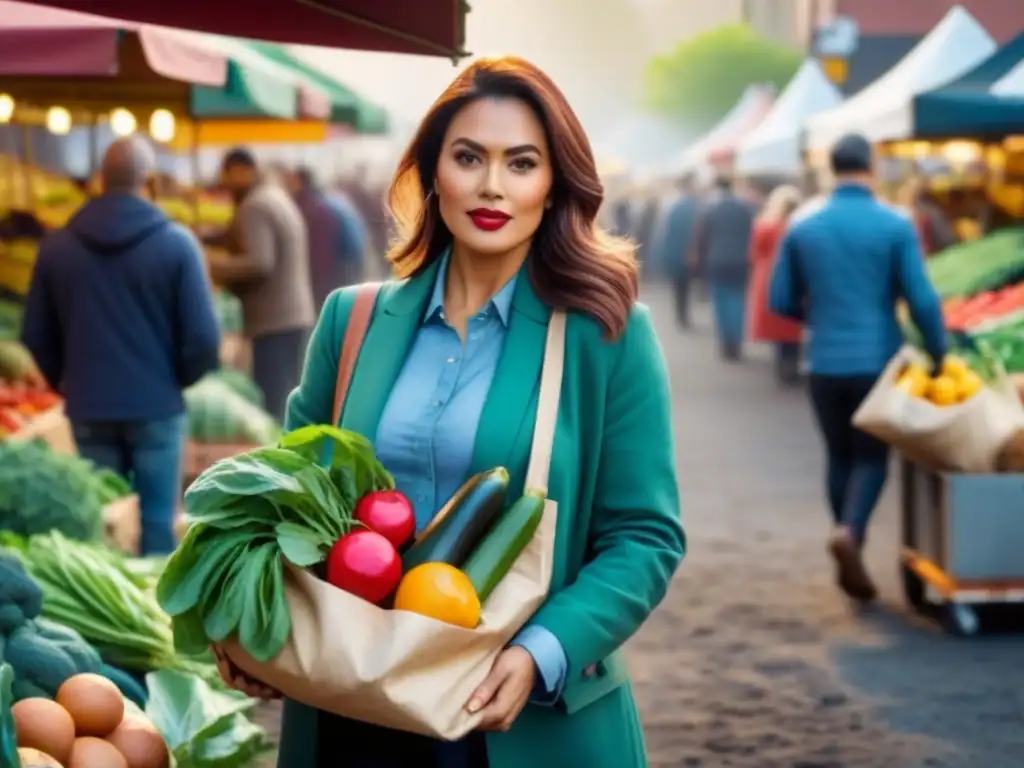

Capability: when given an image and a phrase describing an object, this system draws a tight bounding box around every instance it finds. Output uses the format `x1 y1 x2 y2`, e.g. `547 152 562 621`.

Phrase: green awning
246 41 390 134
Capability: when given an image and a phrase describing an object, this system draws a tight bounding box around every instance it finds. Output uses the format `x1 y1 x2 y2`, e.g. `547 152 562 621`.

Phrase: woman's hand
211 645 282 701
466 646 536 732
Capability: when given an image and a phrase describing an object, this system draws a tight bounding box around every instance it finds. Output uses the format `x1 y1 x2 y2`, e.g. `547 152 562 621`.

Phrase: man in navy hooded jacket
21 137 221 555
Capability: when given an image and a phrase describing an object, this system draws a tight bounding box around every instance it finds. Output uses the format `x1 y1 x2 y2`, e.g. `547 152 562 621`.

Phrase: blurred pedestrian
654 174 700 327
690 174 755 360
21 136 221 554
747 184 803 384
897 178 957 256
284 165 368 312
208 148 315 423
769 133 948 602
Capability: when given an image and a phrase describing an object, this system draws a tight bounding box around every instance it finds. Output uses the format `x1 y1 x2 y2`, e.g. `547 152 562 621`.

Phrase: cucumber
462 489 545 603
402 467 509 570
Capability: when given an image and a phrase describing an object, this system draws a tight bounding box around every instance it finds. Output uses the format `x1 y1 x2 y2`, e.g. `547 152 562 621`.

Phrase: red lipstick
468 208 511 232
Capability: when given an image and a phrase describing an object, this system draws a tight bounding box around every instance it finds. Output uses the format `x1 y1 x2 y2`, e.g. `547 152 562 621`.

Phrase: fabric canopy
19 0 468 59
735 59 843 177
913 32 1024 138
246 42 389 134
669 85 775 174
993 58 1024 97
805 6 996 150
0 0 330 119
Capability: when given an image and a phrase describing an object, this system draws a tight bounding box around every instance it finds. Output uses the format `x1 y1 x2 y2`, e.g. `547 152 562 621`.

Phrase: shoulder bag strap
331 282 383 425
524 311 567 496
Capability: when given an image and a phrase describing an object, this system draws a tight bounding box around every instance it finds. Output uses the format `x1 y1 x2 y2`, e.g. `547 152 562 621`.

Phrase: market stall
804 6 996 153
913 31 1024 140
734 59 843 179
668 84 774 176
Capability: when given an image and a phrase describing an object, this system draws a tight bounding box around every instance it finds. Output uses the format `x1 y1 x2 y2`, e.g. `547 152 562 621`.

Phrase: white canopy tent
805 6 996 151
992 59 1024 97
667 84 774 175
734 59 842 177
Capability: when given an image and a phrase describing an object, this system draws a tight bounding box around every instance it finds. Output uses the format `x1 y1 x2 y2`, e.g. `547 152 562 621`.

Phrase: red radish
354 490 416 549
326 530 403 605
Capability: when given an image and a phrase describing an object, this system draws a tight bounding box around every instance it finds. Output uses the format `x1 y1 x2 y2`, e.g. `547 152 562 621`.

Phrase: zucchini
402 467 509 570
462 490 545 603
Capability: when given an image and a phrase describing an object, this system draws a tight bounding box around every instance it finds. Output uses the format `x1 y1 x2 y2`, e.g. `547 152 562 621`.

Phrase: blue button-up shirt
374 252 566 762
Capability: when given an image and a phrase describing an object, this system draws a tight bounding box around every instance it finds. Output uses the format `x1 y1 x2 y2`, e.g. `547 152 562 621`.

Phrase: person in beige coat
208 148 315 422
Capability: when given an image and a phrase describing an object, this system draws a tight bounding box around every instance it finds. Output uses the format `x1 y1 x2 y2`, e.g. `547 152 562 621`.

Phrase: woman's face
435 96 553 257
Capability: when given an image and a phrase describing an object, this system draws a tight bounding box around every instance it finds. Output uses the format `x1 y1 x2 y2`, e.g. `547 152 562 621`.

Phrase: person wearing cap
769 133 948 602
21 136 221 555
208 148 315 423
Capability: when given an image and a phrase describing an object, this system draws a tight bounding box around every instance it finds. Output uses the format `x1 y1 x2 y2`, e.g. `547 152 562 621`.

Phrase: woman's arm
284 288 352 431
529 306 685 678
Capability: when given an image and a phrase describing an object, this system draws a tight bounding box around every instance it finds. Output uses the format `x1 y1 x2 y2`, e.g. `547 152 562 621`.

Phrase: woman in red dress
747 185 803 384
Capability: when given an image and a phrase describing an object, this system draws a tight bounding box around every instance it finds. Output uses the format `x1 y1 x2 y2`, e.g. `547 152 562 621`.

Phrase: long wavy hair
759 184 802 225
385 56 637 339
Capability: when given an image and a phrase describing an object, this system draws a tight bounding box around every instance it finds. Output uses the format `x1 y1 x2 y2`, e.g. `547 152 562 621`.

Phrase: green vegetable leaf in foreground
279 424 395 499
145 669 273 768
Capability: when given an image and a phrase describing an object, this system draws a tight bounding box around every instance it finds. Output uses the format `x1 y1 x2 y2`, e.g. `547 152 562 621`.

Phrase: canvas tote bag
852 345 1024 473
223 284 566 739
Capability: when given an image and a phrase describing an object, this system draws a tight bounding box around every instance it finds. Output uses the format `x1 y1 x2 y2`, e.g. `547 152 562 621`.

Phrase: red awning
18 0 469 59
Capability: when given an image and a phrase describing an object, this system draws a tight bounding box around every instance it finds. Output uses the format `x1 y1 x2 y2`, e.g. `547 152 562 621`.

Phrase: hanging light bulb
110 108 137 137
0 94 14 124
46 106 71 135
148 109 175 143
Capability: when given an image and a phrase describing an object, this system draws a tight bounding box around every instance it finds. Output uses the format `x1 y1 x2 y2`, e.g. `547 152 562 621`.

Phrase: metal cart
900 459 1024 635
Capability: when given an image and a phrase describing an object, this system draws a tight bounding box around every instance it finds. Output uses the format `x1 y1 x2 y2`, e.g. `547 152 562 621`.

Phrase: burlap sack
223 311 566 739
852 346 1024 473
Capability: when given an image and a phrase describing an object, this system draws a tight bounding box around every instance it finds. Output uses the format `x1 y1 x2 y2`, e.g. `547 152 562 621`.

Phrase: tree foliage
645 24 802 132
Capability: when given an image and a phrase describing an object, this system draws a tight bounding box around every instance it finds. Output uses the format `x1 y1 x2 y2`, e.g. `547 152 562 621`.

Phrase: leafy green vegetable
157 425 392 663
0 663 16 768
145 669 273 768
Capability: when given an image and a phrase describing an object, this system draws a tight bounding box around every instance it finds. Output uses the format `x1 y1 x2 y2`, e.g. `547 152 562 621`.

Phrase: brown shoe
828 528 878 602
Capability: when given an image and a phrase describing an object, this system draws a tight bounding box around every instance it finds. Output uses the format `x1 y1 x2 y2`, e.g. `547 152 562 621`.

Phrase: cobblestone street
634 284 1024 768
257 284 1024 768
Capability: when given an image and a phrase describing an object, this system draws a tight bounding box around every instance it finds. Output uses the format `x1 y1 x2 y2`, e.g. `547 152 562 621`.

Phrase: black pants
808 375 890 543
316 713 489 767
672 273 690 327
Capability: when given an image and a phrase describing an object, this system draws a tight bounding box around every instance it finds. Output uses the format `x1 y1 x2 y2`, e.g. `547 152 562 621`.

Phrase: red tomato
326 530 402 605
353 490 415 549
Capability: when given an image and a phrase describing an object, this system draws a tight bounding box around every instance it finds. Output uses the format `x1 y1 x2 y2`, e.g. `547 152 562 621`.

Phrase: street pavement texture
256 283 1024 768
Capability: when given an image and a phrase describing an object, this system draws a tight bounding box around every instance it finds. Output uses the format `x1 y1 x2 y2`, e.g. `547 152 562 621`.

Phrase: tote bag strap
524 311 567 495
331 282 383 425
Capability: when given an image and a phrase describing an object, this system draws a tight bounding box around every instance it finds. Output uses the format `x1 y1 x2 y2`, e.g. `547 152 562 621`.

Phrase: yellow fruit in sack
927 375 959 406
896 364 930 398
941 355 969 379
956 370 983 402
393 563 481 629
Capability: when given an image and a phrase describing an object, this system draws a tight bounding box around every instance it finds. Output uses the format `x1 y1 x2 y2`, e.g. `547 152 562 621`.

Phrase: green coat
278 260 685 768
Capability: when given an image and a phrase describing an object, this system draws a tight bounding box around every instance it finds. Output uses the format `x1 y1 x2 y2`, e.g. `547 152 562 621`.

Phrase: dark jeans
775 342 801 384
808 375 890 543
708 281 746 359
252 328 310 424
72 414 186 555
672 273 690 327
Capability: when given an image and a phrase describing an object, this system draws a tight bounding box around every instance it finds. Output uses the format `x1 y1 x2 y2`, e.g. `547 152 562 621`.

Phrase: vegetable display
927 228 1024 300
158 423 547 664
0 553 144 707
0 441 133 541
184 375 280 446
4 534 215 688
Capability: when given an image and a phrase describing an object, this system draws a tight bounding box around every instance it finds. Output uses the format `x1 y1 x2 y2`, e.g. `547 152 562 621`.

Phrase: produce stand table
900 459 1024 635
6 405 76 455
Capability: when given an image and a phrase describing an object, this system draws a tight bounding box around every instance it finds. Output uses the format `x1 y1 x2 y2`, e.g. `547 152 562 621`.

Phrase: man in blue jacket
21 137 221 555
653 174 700 327
769 133 947 602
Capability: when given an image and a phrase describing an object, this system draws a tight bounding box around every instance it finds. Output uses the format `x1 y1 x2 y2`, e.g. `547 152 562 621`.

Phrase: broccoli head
0 556 42 634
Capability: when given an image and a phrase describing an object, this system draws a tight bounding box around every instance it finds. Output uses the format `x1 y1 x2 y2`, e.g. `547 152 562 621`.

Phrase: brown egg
56 675 124 737
12 698 75 764
104 718 169 768
17 747 63 767
67 737 128 768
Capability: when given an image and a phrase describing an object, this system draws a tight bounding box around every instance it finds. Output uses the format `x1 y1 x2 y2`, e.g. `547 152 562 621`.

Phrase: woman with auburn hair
214 56 684 768
747 184 804 384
